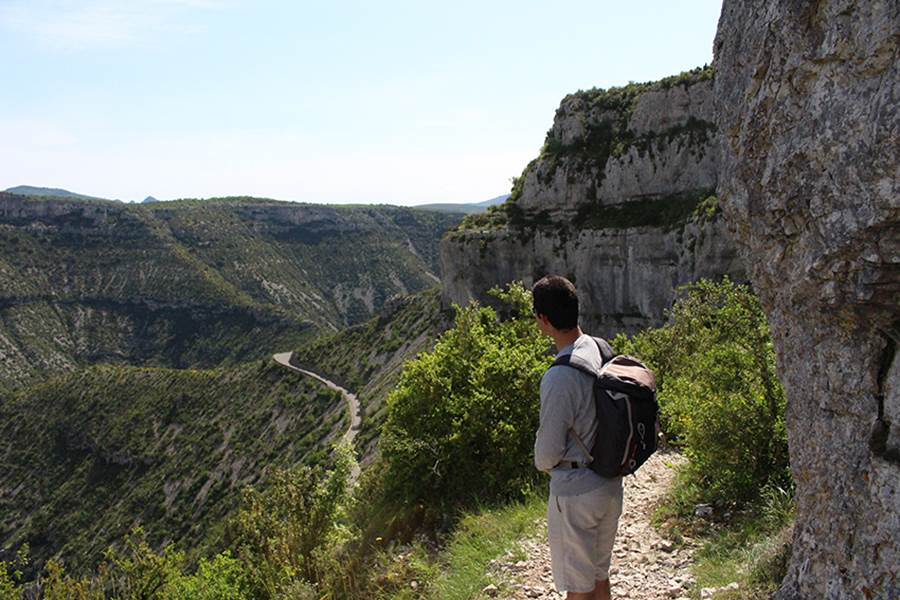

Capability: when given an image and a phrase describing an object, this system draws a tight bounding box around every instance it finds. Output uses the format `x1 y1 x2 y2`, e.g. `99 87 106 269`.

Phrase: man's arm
534 368 576 472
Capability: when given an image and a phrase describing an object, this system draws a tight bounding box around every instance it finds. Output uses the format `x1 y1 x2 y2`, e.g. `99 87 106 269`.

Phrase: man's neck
553 326 583 352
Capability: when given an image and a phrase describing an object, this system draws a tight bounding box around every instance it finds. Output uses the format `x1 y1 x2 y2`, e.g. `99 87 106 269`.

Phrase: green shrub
165 552 250 600
228 443 353 598
380 283 552 517
0 547 26 600
615 278 789 506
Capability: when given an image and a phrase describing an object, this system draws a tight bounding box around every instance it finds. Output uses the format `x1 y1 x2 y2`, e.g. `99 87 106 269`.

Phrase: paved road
272 351 361 482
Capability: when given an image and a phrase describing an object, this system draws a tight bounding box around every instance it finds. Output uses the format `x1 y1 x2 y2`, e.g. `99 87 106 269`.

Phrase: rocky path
272 351 362 481
489 451 695 600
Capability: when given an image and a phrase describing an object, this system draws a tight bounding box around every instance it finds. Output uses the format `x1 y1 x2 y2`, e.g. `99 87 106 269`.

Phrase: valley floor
491 451 694 600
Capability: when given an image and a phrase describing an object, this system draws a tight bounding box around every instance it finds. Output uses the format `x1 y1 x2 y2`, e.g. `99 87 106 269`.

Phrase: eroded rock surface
441 69 744 336
441 214 742 337
714 1 899 597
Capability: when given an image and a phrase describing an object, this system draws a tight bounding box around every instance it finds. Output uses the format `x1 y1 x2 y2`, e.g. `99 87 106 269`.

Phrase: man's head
532 275 579 333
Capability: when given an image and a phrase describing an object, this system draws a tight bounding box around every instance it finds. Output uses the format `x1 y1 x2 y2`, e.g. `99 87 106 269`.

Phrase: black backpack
552 337 660 477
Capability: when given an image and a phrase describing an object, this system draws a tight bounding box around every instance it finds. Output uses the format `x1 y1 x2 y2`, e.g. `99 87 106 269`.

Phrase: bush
36 528 246 600
165 553 250 600
228 443 353 598
380 283 553 517
615 278 789 506
0 547 26 600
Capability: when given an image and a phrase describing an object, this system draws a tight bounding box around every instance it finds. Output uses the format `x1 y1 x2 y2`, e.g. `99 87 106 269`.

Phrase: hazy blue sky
0 0 723 205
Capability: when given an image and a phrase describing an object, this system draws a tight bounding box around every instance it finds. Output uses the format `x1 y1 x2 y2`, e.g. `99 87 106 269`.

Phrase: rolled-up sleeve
534 368 576 472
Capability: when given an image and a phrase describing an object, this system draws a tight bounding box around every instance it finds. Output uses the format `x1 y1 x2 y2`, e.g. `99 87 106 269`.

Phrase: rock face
442 215 742 337
441 69 745 336
714 2 899 598
518 76 717 216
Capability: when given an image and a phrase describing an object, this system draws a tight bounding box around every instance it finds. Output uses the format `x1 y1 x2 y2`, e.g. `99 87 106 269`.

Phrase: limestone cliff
441 68 744 336
715 1 899 597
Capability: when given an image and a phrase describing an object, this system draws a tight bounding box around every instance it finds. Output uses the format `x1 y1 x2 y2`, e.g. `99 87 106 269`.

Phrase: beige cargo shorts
547 482 624 593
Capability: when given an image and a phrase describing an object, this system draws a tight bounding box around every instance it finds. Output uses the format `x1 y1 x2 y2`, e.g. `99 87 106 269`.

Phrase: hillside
414 194 510 214
290 287 452 460
2 186 109 201
0 358 347 576
0 193 462 390
0 284 453 578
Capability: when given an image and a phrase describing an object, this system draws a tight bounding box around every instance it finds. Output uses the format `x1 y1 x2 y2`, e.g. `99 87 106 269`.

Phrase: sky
0 0 724 205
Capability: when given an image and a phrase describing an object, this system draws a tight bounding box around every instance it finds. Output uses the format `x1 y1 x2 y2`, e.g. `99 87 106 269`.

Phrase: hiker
532 275 623 600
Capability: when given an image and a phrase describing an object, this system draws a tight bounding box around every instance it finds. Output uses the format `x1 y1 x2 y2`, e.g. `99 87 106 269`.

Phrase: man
532 275 623 600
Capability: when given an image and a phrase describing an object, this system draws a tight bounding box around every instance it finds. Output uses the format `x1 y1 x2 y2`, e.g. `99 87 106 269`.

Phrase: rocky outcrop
441 69 744 336
715 1 899 598
518 74 717 216
442 213 742 337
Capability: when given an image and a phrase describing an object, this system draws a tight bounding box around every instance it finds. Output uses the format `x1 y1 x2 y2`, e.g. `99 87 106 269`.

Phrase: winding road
272 351 362 482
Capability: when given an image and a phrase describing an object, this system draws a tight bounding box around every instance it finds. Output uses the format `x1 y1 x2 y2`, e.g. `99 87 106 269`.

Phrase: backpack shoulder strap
550 336 614 376
591 337 615 365
550 352 595 377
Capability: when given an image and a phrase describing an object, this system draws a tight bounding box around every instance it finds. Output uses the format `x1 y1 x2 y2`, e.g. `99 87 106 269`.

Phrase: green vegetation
450 188 716 242
686 494 794 599
0 446 544 600
227 446 354 598
615 277 788 505
424 494 544 600
0 359 347 575
380 284 552 515
0 449 353 599
291 288 452 458
614 277 793 598
575 189 714 232
0 277 796 600
0 193 461 390
693 194 719 222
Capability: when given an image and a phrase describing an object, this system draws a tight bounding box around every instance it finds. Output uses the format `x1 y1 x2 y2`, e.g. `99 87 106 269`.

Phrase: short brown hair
532 275 579 330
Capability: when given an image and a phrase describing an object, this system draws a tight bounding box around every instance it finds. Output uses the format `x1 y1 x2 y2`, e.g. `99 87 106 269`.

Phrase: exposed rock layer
714 1 899 597
0 194 459 388
441 70 744 336
442 214 742 337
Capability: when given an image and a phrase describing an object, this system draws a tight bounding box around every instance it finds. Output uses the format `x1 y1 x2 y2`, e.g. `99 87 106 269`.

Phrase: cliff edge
441 68 744 336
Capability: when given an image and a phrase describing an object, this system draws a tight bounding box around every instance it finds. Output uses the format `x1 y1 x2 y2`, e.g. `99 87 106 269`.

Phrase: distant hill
414 193 509 214
3 185 111 201
474 194 511 207
142 195 159 203
0 192 462 390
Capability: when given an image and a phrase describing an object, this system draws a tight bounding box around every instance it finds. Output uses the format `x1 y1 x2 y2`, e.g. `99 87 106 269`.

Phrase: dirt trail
272 351 361 481
490 451 695 600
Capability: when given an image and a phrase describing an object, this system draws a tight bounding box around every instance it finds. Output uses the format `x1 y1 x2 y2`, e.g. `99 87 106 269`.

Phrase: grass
369 492 546 600
654 469 795 599
420 492 545 600
689 522 792 599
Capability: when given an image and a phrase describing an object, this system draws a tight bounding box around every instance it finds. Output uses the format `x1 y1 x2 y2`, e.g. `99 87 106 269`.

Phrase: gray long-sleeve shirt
534 334 623 496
